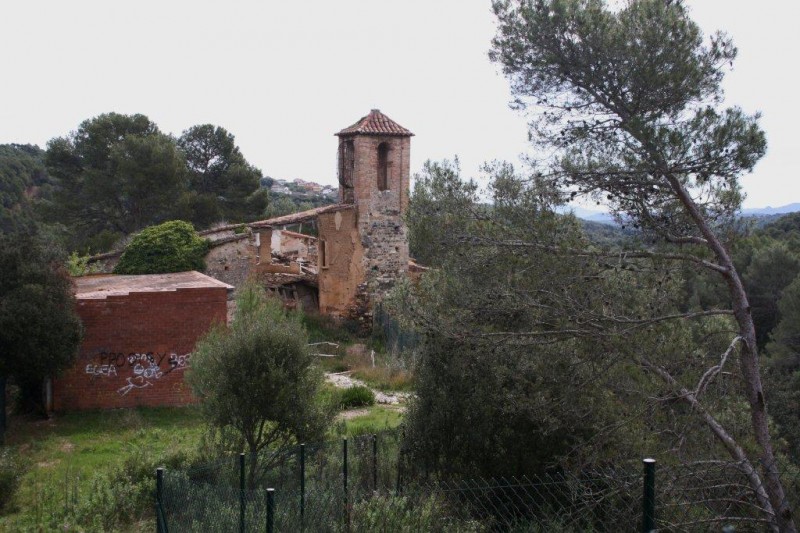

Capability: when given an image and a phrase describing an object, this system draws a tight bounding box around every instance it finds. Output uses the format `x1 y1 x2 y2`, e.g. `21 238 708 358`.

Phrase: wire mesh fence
157 429 800 532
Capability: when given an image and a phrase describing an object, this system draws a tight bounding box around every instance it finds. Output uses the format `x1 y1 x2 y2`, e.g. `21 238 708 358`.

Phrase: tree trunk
0 376 6 446
248 442 259 490
666 174 796 532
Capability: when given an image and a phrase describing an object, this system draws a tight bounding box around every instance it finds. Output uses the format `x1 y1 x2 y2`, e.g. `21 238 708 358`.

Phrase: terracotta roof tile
336 109 413 137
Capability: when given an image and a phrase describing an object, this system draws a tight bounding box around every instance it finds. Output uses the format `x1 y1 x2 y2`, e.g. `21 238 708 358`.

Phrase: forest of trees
392 1 800 530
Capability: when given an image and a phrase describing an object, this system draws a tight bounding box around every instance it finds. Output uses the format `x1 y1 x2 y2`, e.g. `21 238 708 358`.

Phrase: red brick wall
52 287 228 411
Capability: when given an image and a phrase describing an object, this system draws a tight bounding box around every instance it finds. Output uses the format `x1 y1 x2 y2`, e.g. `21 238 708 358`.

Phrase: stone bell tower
335 109 413 296
336 109 413 215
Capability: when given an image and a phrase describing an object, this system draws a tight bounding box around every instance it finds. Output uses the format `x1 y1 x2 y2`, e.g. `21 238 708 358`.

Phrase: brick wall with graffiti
53 286 228 411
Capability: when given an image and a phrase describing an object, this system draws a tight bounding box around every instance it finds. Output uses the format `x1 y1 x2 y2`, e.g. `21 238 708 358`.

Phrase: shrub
0 448 25 514
66 251 104 276
338 385 375 409
352 365 414 392
114 220 210 274
349 494 485 532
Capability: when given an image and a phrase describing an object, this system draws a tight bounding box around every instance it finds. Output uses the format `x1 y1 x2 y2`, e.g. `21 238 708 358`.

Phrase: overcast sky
1 1 797 208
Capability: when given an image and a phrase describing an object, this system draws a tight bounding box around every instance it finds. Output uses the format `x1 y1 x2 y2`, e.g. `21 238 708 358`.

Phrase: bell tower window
377 142 390 191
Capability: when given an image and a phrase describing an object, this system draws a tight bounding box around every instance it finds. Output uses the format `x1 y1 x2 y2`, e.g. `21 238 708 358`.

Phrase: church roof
336 109 414 137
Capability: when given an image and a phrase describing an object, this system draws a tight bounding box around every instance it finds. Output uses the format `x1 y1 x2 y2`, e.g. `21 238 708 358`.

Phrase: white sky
0 0 797 208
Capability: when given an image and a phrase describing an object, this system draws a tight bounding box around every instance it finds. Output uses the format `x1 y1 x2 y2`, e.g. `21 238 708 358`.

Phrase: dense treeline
41 113 268 252
0 144 50 235
1 113 269 254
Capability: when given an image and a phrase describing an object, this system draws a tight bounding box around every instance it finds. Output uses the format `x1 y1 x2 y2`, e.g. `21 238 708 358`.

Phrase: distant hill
559 206 616 225
567 203 800 226
741 203 800 216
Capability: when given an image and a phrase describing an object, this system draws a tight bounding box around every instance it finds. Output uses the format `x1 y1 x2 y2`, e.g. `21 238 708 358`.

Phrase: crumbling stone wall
204 235 256 288
203 229 272 288
359 192 410 296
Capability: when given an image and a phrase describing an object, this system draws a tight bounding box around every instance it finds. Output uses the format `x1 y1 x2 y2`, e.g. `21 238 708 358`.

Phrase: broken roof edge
276 228 319 241
249 203 355 229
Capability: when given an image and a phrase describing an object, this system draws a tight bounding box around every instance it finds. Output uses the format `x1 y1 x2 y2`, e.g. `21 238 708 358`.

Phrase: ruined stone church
198 109 423 323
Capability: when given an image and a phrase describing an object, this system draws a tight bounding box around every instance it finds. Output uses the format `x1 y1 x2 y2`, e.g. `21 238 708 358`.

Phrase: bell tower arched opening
377 142 391 191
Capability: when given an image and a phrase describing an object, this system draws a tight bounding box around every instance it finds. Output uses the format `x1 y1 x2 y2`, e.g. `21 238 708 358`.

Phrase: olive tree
187 283 330 486
491 0 791 527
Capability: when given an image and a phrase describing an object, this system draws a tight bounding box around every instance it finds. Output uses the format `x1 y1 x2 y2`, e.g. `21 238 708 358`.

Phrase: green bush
348 494 485 532
0 448 25 514
338 385 375 409
114 220 210 274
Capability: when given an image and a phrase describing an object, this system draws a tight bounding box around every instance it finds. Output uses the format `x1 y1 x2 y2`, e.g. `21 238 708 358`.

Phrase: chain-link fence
156 429 799 532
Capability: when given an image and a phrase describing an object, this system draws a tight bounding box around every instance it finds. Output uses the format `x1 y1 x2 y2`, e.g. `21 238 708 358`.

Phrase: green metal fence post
372 434 378 492
343 437 349 526
396 428 404 496
266 488 275 533
642 458 656 533
300 443 306 528
240 453 246 533
156 467 168 533
0 376 6 446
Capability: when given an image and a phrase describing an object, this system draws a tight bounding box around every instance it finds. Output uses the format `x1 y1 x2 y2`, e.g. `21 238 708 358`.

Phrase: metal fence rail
156 429 798 532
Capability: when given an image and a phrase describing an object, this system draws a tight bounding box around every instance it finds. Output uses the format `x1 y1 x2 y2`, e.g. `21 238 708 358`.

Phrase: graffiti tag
84 351 191 395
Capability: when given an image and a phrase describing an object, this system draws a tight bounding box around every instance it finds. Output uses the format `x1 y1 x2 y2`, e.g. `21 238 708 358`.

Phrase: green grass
0 407 205 531
302 312 356 344
0 400 404 530
339 405 405 436
351 366 414 392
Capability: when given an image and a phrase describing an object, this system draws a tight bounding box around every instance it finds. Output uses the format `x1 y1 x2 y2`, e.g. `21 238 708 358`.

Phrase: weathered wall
325 133 412 321
204 231 267 288
359 191 410 296
52 287 228 411
317 207 365 317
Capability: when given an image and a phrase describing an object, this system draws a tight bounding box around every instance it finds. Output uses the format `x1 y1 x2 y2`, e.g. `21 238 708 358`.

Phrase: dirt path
325 371 411 405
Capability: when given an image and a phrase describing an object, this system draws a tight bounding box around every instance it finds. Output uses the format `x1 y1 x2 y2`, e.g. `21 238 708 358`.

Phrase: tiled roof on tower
336 109 414 137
